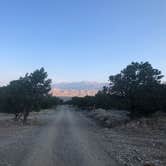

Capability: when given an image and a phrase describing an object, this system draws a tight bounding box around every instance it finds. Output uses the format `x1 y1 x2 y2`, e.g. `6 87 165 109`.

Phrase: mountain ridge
51 81 107 97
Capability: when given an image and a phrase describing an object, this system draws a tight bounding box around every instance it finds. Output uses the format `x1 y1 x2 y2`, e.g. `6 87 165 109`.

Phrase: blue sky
0 0 166 84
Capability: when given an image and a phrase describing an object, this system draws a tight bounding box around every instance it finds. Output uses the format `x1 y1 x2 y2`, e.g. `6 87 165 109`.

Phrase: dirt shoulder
0 109 56 166
83 109 166 166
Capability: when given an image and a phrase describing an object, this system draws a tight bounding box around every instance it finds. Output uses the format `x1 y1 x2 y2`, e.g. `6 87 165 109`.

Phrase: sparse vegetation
69 62 166 118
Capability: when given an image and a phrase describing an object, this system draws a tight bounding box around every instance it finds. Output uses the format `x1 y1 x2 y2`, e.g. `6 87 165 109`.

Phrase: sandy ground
0 106 121 166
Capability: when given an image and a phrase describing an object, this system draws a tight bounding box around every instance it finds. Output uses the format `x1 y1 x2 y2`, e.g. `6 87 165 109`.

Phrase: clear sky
0 0 166 84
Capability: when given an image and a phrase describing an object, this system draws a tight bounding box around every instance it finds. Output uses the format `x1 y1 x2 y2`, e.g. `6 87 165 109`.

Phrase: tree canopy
69 62 166 118
0 67 62 123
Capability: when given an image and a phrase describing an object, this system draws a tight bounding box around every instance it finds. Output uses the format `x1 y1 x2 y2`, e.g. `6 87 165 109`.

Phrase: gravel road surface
0 106 121 166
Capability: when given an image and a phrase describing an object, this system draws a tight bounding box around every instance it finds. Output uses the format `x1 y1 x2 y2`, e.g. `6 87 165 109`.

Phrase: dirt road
0 106 121 166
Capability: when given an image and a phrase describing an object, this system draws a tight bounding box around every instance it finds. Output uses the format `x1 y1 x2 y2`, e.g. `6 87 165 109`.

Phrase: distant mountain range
51 81 107 97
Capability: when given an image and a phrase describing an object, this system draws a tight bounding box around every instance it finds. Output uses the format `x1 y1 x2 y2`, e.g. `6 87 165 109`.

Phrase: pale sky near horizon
0 0 166 84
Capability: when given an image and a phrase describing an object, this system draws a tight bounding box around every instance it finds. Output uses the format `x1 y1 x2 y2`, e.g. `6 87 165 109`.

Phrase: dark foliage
66 96 95 109
41 96 63 109
109 62 164 117
68 62 166 118
0 68 62 123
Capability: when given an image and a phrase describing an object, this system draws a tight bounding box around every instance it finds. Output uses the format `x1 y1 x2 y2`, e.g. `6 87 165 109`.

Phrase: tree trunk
14 112 23 121
23 110 29 125
14 113 19 121
18 113 23 121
